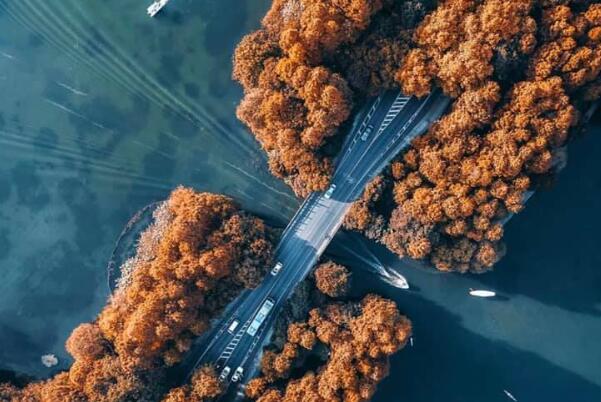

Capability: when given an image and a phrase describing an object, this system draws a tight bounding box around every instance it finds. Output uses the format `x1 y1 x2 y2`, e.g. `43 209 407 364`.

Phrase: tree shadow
0 321 46 377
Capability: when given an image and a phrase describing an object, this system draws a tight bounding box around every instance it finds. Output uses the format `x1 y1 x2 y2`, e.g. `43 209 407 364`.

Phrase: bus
247 298 275 336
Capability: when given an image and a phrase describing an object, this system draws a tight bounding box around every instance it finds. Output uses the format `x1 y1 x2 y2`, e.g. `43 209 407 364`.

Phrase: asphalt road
177 89 450 398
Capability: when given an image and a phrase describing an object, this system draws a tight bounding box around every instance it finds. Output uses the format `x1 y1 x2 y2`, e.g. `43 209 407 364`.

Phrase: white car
271 262 283 276
218 366 231 382
231 367 244 383
360 124 374 141
324 184 336 199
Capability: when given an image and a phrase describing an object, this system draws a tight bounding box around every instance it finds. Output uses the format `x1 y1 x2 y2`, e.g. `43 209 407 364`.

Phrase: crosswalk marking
377 93 410 134
218 321 250 361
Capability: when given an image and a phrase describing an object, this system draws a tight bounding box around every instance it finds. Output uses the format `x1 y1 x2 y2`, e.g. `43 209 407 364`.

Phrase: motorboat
41 354 58 368
382 269 409 289
147 0 169 17
469 289 496 298
394 273 410 290
503 389 518 401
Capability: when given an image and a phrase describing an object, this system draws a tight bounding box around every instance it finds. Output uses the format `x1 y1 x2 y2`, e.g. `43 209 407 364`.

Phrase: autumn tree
98 187 276 370
314 261 351 297
247 294 412 402
161 366 223 402
1 187 277 402
234 0 601 272
398 0 538 97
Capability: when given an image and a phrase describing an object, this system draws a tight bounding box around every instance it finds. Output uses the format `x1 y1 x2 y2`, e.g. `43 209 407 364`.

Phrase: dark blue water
0 1 599 401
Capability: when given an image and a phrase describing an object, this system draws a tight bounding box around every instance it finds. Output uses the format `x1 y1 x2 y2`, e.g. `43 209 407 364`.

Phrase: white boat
384 270 409 289
147 0 169 17
41 354 58 368
395 274 410 290
469 289 496 298
503 389 518 401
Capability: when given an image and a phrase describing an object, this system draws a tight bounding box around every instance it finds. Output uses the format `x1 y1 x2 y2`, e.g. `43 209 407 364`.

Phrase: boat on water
469 289 496 298
384 270 409 289
396 274 410 290
503 389 518 401
147 0 169 17
41 354 58 368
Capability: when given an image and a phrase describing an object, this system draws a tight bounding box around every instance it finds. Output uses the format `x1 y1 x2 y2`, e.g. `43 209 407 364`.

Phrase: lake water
0 1 599 401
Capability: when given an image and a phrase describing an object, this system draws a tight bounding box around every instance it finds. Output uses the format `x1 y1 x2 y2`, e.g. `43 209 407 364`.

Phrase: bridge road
176 89 450 398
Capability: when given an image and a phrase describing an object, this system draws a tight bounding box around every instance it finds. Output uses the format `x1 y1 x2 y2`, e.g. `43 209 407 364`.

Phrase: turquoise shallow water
0 0 295 378
0 1 600 401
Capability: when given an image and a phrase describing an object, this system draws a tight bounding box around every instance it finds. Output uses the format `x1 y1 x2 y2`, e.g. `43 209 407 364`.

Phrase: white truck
227 319 239 334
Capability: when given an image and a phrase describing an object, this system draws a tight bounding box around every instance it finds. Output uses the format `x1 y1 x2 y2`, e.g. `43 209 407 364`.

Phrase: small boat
41 354 58 368
409 337 414 347
395 274 410 290
147 0 169 17
469 288 496 298
503 389 518 401
388 271 409 289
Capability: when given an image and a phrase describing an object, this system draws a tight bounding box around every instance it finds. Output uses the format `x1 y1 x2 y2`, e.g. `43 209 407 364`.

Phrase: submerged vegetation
1 188 277 401
233 0 601 272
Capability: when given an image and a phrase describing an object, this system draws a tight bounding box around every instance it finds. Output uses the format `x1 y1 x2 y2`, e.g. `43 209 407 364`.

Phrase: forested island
1 188 411 402
233 0 601 272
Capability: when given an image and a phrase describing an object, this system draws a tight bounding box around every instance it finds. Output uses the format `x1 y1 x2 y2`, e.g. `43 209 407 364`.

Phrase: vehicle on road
231 367 244 383
324 184 337 199
182 90 451 395
270 262 283 276
247 298 275 336
218 366 231 382
360 124 374 141
227 320 239 334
